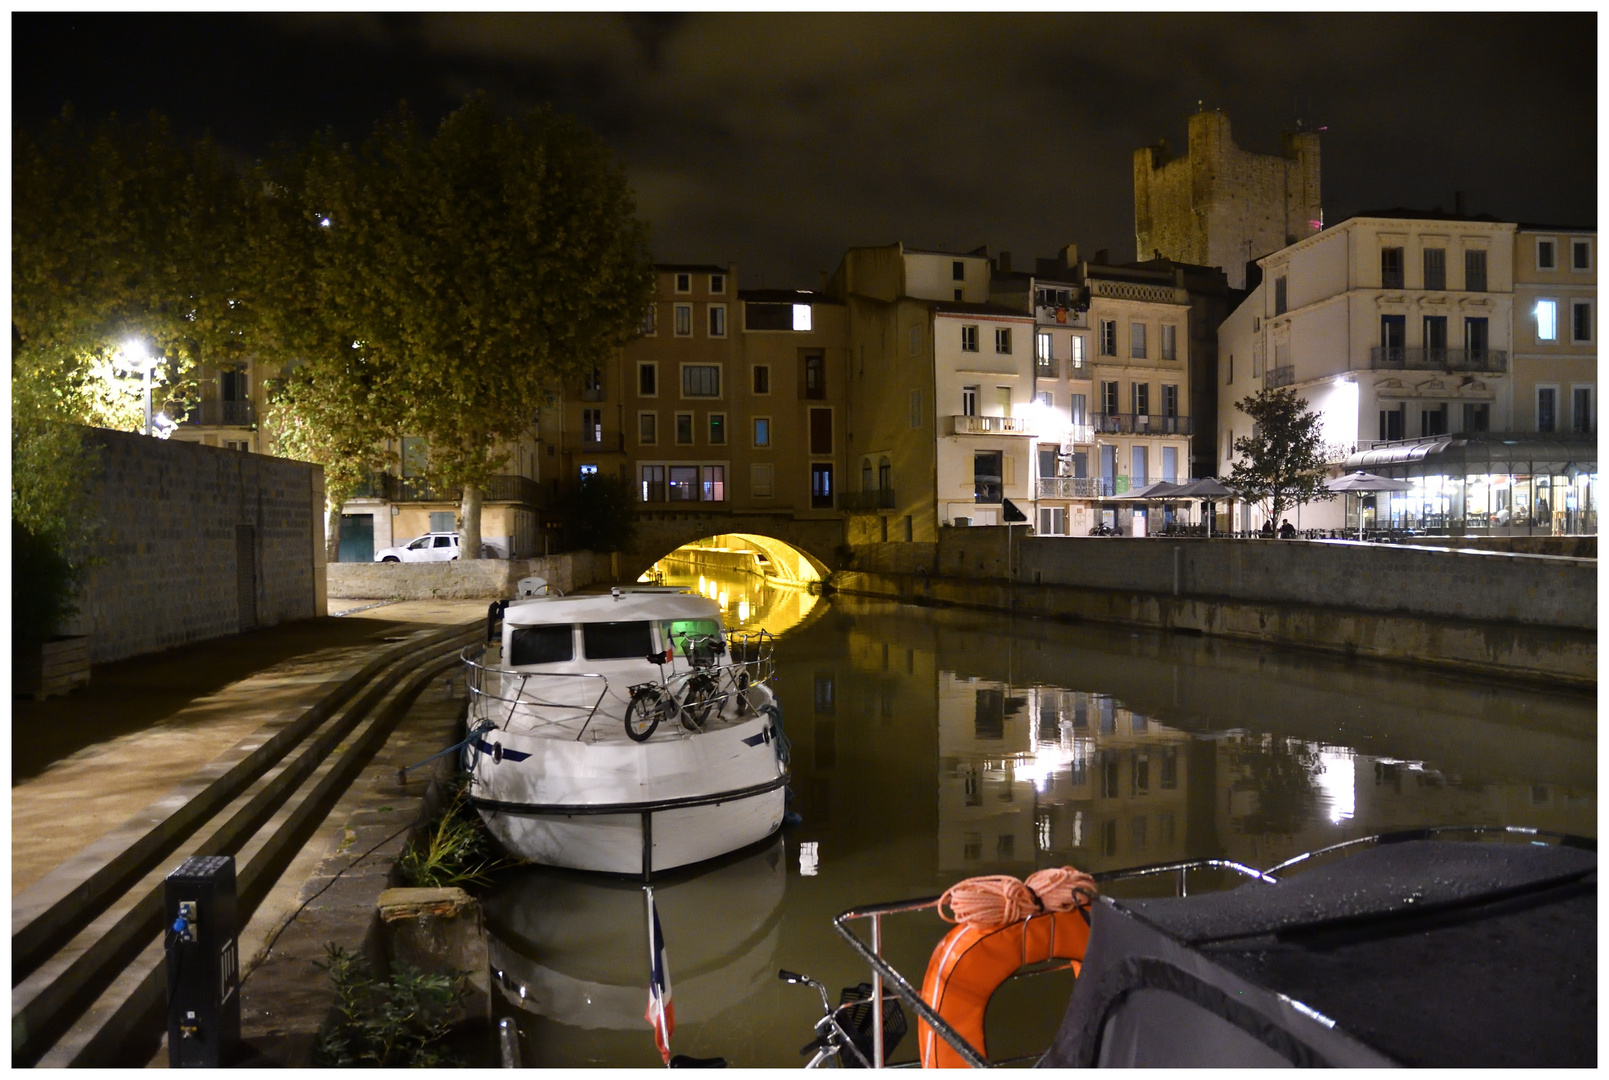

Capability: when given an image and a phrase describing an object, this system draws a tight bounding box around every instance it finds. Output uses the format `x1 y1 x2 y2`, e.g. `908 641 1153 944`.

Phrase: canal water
482 566 1596 1068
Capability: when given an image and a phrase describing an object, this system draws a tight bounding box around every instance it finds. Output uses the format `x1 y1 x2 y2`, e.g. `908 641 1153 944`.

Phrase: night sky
12 12 1598 289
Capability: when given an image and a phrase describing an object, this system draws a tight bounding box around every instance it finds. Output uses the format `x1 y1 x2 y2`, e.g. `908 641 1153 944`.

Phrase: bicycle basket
835 981 907 1067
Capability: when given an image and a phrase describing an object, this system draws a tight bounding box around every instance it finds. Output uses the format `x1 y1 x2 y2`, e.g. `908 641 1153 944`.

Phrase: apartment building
164 358 264 453
1511 226 1596 436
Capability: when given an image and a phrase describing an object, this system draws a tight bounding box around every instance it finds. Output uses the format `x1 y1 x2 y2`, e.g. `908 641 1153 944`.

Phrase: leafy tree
558 473 639 554
1226 388 1335 528
280 97 655 558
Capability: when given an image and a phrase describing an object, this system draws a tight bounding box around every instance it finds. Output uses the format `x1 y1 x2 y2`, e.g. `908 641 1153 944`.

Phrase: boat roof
503 589 721 627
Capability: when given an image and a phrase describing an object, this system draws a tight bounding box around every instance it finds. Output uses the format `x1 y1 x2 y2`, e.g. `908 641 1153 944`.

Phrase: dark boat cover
1038 839 1596 1068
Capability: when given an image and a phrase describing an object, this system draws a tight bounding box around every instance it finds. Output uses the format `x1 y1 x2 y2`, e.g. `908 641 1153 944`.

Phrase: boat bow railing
460 645 612 740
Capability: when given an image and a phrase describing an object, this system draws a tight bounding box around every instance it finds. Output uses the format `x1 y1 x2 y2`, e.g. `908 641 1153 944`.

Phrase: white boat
462 587 789 876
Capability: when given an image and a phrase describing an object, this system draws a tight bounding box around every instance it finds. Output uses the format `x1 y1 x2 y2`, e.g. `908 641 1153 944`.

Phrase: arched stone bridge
622 509 845 583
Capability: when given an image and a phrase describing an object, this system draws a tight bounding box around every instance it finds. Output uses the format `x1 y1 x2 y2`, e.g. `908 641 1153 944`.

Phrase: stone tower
1133 110 1320 290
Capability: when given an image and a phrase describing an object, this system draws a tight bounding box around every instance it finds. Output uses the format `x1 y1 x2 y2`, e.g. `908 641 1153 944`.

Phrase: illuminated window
640 465 665 502
1069 335 1085 369
581 408 602 445
1536 299 1557 342
753 416 771 447
1036 331 1052 362
793 304 812 331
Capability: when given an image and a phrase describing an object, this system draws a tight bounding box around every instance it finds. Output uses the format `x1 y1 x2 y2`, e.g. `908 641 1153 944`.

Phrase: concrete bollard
376 886 490 1022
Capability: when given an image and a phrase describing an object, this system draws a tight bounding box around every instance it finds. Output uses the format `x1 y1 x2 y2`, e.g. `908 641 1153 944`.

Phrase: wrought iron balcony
841 489 897 510
950 415 1033 435
1037 477 1106 498
1265 365 1295 389
177 399 255 427
1062 423 1095 446
1091 413 1193 436
1367 347 1508 373
1035 357 1059 379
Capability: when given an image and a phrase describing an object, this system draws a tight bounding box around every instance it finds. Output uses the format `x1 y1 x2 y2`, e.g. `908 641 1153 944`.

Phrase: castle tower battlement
1133 110 1320 289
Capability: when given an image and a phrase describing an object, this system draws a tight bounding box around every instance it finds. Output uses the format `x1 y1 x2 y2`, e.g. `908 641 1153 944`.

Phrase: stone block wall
72 429 325 663
326 552 596 600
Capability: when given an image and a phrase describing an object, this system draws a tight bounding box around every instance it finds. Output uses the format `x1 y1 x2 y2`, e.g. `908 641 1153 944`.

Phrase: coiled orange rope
936 866 1097 928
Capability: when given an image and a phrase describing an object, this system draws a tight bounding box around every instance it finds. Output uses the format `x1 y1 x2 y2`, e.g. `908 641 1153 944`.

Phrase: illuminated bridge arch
620 512 842 584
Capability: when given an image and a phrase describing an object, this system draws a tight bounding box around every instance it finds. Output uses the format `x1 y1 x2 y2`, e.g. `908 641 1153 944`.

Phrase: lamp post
116 341 160 435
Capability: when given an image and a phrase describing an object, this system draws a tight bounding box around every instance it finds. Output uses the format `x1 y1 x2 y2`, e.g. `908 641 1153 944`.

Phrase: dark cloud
13 13 1595 287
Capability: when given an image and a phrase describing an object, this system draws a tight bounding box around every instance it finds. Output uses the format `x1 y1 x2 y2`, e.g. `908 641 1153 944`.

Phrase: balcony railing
1366 347 1508 373
177 399 255 427
841 489 897 510
580 387 607 402
366 473 543 506
1091 413 1193 436
1062 423 1095 446
950 415 1033 435
1037 477 1106 498
1265 365 1295 389
1035 357 1059 379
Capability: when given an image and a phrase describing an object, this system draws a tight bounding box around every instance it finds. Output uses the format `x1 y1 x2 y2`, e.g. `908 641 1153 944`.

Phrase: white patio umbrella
1324 471 1413 539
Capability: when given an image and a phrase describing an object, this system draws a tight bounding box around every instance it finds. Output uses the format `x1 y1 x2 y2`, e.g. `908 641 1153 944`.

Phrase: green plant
314 943 466 1067
396 780 517 889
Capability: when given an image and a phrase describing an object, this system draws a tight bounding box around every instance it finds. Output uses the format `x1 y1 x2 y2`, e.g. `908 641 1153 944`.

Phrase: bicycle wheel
680 675 719 731
625 690 669 742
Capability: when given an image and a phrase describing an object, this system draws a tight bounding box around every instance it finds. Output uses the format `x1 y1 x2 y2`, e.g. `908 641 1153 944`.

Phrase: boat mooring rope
936 866 1098 928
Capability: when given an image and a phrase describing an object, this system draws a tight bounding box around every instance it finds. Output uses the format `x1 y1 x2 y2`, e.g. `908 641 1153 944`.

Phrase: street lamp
114 340 161 436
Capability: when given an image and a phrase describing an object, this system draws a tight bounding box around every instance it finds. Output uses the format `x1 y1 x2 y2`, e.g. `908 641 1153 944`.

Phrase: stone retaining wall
326 552 596 600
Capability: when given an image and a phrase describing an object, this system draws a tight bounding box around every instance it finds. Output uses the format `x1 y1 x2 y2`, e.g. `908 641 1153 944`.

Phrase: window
1421 403 1448 437
1465 317 1489 355
995 327 1012 354
1100 381 1119 415
709 272 725 294
1536 299 1558 342
1274 276 1288 315
974 450 1002 503
1424 315 1448 354
640 465 666 502
1130 322 1146 358
962 385 978 416
638 411 657 445
583 621 653 661
811 463 834 508
701 465 725 502
510 625 574 666
1462 403 1489 433
708 413 726 445
708 304 726 337
669 465 699 501
1572 239 1592 271
1069 393 1086 427
638 362 657 396
952 260 965 281
1464 249 1487 292
803 350 825 398
641 304 657 336
1036 331 1052 362
1131 445 1147 485
675 412 694 444
1571 387 1594 433
674 303 692 336
1131 382 1149 417
1162 384 1178 418
909 389 924 428
752 463 774 498
961 325 979 352
1100 320 1117 356
1571 300 1592 343
674 272 691 293
752 365 770 394
1038 506 1067 536
878 459 891 491
582 365 603 396
1380 314 1406 351
1537 387 1557 433
954 289 963 302
1381 246 1405 289
1380 404 1405 441
1160 323 1177 360
1162 446 1178 483
1536 238 1556 270
1034 390 1052 408
582 408 602 444
753 417 770 447
1069 334 1085 369
1423 248 1446 290
809 408 833 454
745 302 803 330
996 386 1012 416
792 304 812 331
682 364 721 396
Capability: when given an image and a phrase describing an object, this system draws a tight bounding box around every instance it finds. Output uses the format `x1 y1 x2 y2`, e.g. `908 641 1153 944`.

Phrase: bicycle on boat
623 632 760 742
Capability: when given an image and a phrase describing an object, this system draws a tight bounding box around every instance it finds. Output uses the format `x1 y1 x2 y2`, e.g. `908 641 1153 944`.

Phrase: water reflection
492 576 1594 1066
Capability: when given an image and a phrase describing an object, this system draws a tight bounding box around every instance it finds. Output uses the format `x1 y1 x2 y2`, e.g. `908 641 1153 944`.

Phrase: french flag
644 886 674 1064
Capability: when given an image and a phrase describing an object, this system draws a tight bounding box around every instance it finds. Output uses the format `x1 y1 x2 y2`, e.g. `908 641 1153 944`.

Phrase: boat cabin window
509 625 575 666
662 618 723 657
582 621 655 660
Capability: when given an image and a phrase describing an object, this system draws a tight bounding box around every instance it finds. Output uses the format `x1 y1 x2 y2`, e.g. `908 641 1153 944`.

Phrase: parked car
374 532 508 562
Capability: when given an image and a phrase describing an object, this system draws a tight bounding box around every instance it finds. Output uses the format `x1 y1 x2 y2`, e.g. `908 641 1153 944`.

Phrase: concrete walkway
11 599 487 896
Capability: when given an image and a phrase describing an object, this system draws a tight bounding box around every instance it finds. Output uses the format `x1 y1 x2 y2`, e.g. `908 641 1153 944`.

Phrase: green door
339 513 374 563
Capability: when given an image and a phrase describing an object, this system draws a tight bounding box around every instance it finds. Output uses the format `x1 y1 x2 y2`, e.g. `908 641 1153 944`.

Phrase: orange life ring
917 908 1091 1068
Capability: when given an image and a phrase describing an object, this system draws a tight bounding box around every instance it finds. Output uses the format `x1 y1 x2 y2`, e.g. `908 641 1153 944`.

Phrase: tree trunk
325 499 342 564
460 483 483 560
